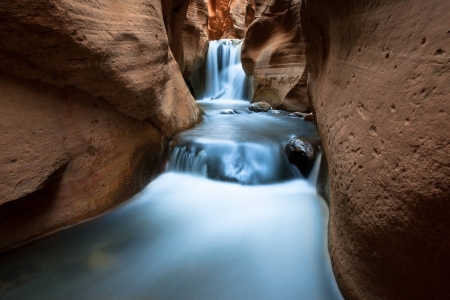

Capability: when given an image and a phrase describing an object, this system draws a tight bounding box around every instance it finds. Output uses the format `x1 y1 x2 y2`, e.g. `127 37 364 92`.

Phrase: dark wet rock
249 101 272 112
304 113 314 121
285 137 318 177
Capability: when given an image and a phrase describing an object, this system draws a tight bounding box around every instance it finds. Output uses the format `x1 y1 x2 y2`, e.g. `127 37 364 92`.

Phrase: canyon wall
241 0 310 112
0 0 200 251
182 0 209 98
206 0 254 40
301 0 450 299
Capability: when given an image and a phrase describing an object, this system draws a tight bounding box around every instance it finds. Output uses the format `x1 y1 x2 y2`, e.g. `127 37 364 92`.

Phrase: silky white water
0 40 342 300
204 39 247 100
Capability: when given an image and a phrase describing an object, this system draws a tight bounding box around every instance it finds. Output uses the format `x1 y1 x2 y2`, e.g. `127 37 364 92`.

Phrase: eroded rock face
206 0 252 40
241 0 310 112
182 0 209 98
301 0 450 299
0 0 201 137
0 0 201 251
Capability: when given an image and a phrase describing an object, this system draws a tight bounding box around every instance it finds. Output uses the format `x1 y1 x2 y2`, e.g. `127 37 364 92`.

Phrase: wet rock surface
249 101 272 112
285 137 318 177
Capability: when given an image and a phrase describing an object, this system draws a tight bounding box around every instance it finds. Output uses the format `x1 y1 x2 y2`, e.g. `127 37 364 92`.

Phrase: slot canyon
0 0 449 299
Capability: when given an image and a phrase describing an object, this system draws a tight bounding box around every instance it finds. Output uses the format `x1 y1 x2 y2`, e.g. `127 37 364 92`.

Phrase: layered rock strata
241 0 310 112
0 0 201 251
301 0 450 299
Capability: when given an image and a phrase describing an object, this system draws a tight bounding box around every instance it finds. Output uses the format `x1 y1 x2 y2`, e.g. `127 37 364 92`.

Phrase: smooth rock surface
0 74 165 251
285 137 317 177
182 0 209 98
0 0 201 136
0 0 201 251
241 0 310 112
301 0 450 299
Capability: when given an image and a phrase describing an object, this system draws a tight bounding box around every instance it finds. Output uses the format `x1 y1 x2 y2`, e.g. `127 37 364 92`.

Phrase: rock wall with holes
0 0 201 251
301 0 450 299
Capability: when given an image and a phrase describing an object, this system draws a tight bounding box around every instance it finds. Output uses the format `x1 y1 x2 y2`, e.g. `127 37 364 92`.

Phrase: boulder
249 101 272 112
285 137 318 177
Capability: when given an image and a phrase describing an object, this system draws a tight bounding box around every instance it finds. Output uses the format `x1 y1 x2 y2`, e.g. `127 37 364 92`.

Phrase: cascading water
204 39 247 100
0 40 343 300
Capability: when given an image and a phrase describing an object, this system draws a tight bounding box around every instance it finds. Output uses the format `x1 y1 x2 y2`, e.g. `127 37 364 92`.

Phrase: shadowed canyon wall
241 0 310 112
0 0 201 251
182 0 209 98
301 0 450 299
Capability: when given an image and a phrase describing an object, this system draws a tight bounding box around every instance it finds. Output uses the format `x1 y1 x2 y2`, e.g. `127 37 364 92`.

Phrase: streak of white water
204 40 247 100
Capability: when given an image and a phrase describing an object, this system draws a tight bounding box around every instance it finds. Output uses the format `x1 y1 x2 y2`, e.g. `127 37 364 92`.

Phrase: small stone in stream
269 110 282 114
304 113 314 121
288 112 308 118
288 112 314 121
249 102 272 112
285 137 318 177
219 109 237 114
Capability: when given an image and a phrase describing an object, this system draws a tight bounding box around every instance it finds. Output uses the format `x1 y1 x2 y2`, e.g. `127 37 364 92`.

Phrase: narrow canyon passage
0 40 342 299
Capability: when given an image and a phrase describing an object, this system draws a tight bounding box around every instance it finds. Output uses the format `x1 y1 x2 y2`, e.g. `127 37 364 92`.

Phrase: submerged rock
249 101 272 112
219 109 238 114
285 137 318 177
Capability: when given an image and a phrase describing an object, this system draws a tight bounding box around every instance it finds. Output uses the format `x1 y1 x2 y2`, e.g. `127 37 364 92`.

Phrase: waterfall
308 151 322 188
204 39 247 100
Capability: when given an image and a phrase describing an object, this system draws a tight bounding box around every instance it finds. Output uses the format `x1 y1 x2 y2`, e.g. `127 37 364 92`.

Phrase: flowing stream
0 40 342 300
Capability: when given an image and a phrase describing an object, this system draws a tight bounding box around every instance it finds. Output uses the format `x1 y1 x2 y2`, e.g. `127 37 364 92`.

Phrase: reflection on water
0 174 342 300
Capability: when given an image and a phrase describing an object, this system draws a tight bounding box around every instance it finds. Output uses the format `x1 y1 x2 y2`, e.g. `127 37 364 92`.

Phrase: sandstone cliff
0 0 200 251
206 0 253 40
182 0 209 98
241 0 310 112
301 0 450 299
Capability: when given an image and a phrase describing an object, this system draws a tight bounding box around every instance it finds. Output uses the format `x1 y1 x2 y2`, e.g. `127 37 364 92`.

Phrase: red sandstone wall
0 0 201 251
301 0 450 299
241 0 310 112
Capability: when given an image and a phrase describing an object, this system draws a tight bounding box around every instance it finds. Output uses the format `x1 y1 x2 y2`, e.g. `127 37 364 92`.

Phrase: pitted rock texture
241 0 310 112
301 0 450 299
0 0 201 251
0 0 201 137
